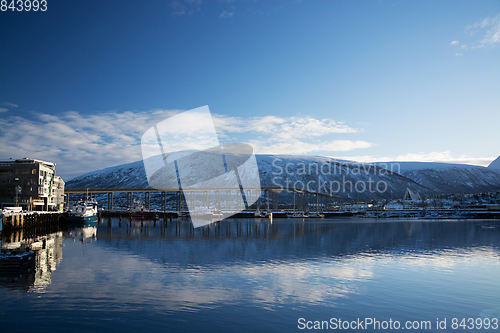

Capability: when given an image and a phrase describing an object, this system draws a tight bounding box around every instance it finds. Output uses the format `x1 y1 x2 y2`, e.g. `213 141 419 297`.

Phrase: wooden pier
1 211 64 233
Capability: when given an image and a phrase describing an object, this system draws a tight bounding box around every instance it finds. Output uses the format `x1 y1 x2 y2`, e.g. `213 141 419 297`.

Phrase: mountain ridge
65 154 500 199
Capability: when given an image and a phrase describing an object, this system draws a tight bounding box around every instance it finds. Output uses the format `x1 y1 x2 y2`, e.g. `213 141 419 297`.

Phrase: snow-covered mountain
374 160 500 194
66 154 500 201
66 159 149 189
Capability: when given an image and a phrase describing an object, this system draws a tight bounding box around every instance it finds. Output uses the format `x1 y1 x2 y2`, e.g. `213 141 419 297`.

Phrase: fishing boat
68 198 98 223
128 200 145 218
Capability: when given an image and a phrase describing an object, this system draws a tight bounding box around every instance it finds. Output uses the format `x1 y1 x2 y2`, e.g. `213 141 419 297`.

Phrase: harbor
1 215 499 332
66 186 500 220
2 188 499 236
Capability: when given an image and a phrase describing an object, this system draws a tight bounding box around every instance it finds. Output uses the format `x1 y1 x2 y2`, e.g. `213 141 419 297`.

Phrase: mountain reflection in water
0 218 499 333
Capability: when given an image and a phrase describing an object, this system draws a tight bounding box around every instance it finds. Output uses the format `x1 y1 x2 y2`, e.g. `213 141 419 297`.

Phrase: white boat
309 212 324 218
287 212 308 218
188 206 224 219
210 207 224 219
68 199 98 223
190 206 215 219
3 207 22 214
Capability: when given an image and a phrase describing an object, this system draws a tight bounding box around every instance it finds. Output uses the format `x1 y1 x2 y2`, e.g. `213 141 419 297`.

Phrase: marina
2 196 499 236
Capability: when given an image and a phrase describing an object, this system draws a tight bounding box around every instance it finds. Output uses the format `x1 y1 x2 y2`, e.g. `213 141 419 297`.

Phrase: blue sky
1 0 499 179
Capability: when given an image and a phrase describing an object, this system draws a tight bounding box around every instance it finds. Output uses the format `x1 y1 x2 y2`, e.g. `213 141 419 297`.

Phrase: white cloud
213 114 366 155
1 102 18 108
1 108 494 181
464 14 500 48
333 151 495 167
213 114 358 138
0 110 182 179
480 20 500 47
170 0 203 16
0 108 8 113
450 40 459 45
0 110 369 179
455 52 463 56
219 10 234 18
466 15 497 34
247 139 373 155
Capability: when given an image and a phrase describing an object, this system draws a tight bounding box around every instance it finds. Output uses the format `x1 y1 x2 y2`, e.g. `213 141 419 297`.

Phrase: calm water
1 218 499 332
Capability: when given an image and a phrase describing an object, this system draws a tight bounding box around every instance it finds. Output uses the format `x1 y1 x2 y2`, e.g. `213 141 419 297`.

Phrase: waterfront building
384 201 404 210
0 158 65 211
403 188 422 202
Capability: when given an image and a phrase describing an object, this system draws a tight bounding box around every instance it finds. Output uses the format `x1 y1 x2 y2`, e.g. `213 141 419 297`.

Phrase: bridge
64 186 350 212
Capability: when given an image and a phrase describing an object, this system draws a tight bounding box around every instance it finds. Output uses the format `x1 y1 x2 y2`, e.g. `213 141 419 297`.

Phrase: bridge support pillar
273 191 278 211
145 192 150 210
266 190 270 212
127 192 133 209
108 192 113 210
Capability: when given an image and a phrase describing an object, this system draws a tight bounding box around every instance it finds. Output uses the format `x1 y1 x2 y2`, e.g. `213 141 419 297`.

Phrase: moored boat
254 208 264 218
210 207 224 219
0 249 35 274
178 211 189 218
128 200 145 218
68 199 98 223
287 212 308 218
190 206 215 219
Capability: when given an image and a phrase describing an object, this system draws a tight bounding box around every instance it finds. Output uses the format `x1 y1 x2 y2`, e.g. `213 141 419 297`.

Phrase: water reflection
0 218 499 333
95 218 499 313
95 217 500 266
0 225 96 291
